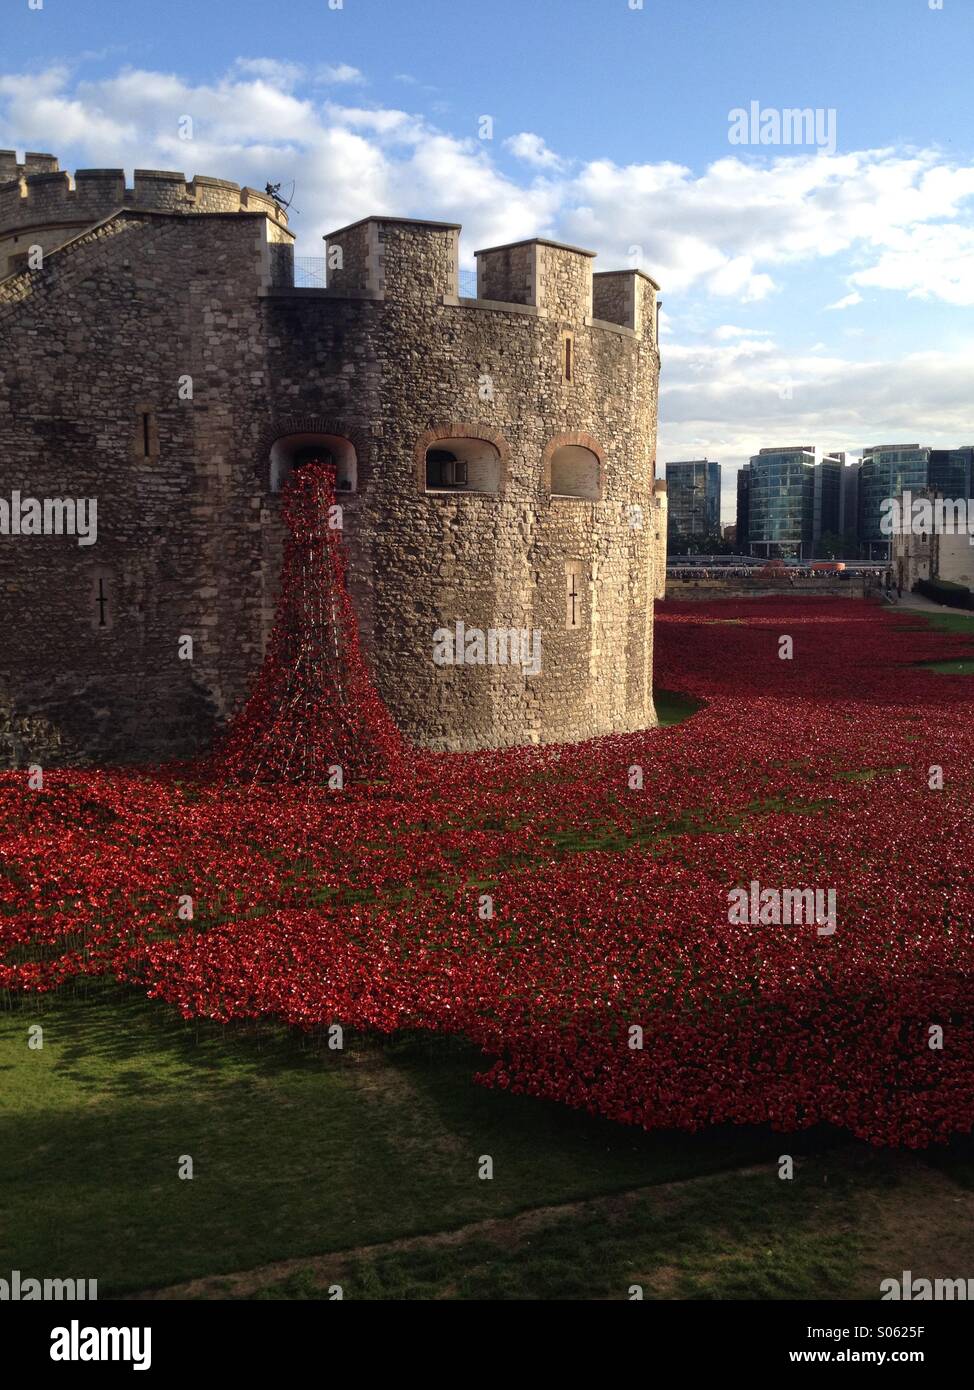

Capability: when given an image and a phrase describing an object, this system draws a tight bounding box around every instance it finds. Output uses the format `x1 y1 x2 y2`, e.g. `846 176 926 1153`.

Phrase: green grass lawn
925 659 974 675
899 608 974 673
3 984 972 1299
903 610 974 636
654 686 705 725
3 983 833 1297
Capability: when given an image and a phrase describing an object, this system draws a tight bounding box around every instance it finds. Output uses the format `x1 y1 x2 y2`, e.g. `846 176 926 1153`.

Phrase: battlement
0 151 60 181
321 217 658 334
0 155 289 240
592 269 659 336
324 215 461 299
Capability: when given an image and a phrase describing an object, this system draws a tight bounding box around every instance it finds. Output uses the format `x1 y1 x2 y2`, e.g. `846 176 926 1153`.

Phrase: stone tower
0 156 664 765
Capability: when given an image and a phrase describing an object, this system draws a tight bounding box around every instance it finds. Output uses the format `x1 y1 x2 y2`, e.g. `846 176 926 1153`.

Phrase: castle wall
264 220 661 752
0 211 280 763
0 195 662 765
0 157 287 277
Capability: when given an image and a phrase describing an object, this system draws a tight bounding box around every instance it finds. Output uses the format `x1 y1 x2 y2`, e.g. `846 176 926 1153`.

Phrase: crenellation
474 237 597 320
476 241 535 305
535 241 594 321
324 216 460 301
74 169 127 214
593 270 636 329
0 160 289 279
23 152 60 175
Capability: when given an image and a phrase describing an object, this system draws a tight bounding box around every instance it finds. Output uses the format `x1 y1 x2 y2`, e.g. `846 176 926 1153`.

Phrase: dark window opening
270 434 357 493
142 412 151 458
564 337 573 381
292 445 350 489
426 449 469 490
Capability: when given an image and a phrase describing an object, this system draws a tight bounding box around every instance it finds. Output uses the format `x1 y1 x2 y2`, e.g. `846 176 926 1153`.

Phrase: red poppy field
3 594 973 1152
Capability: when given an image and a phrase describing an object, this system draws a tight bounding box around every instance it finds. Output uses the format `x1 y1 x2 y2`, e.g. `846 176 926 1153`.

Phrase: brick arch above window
414 423 511 495
256 416 371 493
542 432 605 500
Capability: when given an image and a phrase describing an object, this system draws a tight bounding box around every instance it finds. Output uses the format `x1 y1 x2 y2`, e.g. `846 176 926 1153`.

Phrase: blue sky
5 0 973 518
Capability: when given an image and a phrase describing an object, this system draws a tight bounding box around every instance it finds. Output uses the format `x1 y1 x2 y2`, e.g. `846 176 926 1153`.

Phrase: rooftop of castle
324 214 462 238
474 235 597 258
0 156 289 233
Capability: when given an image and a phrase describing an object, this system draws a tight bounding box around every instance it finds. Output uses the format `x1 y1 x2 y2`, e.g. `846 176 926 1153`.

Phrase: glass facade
859 446 931 559
736 467 750 550
664 459 721 547
745 447 816 558
813 454 842 544
736 446 972 562
929 447 974 500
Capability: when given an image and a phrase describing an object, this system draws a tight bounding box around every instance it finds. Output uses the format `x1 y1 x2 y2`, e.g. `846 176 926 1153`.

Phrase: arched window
424 437 501 494
549 444 600 500
269 433 357 493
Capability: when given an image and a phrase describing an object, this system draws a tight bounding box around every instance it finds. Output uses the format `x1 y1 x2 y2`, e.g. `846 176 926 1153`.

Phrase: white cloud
504 131 564 171
849 222 974 306
233 58 305 89
316 64 366 86
5 62 973 311
713 324 771 340
2 58 972 511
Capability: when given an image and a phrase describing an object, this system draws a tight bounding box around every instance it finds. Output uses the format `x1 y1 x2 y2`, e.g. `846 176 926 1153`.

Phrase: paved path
894 590 974 617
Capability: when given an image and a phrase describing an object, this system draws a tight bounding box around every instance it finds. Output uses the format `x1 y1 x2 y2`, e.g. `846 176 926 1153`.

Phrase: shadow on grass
3 984 847 1296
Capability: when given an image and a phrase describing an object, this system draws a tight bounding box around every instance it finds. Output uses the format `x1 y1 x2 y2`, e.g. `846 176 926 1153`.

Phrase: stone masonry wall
0 211 280 764
1 199 662 764
0 157 287 277
264 219 661 752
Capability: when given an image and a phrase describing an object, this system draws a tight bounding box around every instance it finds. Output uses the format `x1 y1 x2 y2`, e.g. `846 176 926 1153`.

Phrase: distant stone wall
936 535 974 588
652 481 668 599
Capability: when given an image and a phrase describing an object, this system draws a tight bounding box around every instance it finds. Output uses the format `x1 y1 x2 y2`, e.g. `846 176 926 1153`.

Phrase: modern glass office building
664 458 721 548
838 456 861 547
859 445 934 560
930 447 974 500
813 453 842 545
859 445 974 560
737 445 972 561
735 467 750 551
742 446 816 558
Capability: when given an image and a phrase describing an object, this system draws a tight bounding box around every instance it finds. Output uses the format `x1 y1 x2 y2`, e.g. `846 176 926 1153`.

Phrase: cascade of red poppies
4 596 974 1145
214 460 404 785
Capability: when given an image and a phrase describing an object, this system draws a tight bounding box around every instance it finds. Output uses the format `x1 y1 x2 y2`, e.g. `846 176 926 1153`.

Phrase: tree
817 530 859 560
